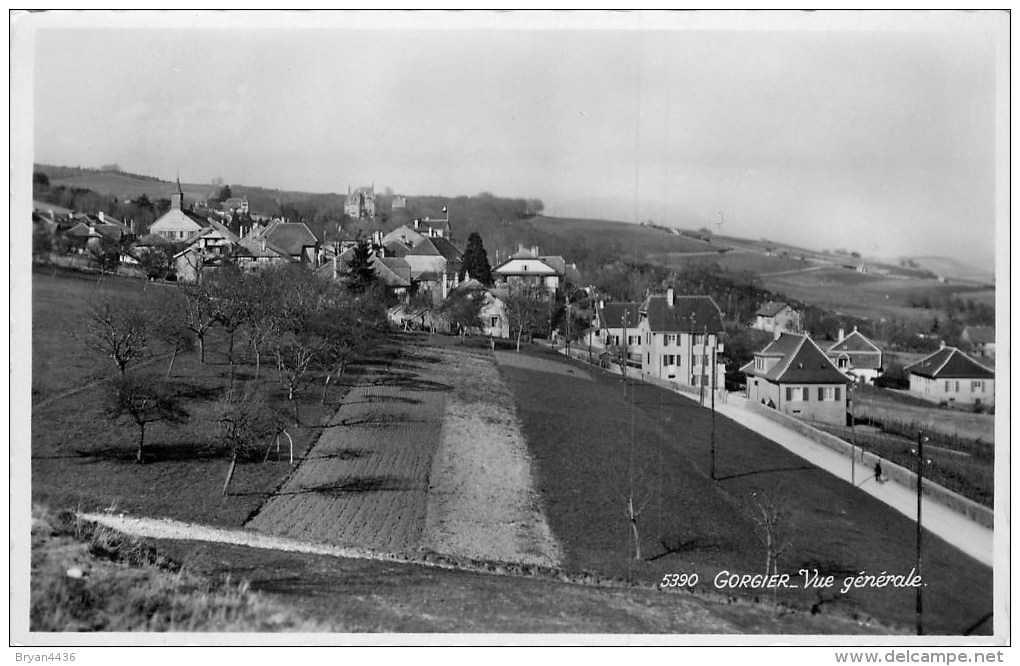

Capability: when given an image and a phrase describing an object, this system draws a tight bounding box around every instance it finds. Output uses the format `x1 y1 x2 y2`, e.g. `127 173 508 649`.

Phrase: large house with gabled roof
637 290 725 392
742 332 851 425
826 326 883 384
492 245 580 295
904 346 995 407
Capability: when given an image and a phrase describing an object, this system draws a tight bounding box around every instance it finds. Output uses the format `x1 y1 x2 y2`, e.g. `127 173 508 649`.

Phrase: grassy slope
497 345 992 635
531 217 718 256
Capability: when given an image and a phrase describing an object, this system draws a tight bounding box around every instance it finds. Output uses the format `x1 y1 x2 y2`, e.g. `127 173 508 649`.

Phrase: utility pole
710 330 717 480
700 324 707 406
621 310 629 394
849 383 856 485
916 430 926 636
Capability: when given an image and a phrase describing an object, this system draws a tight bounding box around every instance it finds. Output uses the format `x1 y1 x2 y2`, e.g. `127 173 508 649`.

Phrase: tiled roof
640 294 723 333
596 301 642 328
429 236 463 263
756 300 792 317
745 333 850 384
382 240 411 257
963 326 996 345
372 256 412 287
237 235 292 259
828 330 882 354
539 255 566 275
263 222 318 256
406 238 442 257
904 347 994 380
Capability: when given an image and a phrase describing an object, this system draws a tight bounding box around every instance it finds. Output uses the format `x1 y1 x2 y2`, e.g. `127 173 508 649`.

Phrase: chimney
518 243 525 253
667 288 675 307
532 245 540 256
837 328 845 342
939 340 945 349
414 219 420 230
98 211 104 223
774 327 782 341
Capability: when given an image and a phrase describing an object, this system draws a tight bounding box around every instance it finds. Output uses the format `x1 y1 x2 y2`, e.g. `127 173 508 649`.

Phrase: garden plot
247 344 452 553
423 350 562 567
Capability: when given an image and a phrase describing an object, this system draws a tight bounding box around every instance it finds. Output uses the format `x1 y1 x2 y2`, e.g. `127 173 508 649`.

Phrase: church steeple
171 173 184 210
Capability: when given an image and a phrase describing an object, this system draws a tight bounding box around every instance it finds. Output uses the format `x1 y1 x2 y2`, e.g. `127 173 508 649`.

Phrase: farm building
903 346 995 407
588 300 642 360
638 290 725 392
752 300 802 335
741 332 851 425
826 327 883 384
961 326 996 359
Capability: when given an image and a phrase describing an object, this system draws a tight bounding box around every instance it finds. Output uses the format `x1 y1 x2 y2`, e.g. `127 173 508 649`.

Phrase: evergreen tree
459 232 494 285
345 240 377 293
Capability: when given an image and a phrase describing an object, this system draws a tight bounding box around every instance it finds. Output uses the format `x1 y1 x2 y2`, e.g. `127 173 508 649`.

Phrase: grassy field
49 172 214 204
496 345 992 635
31 267 178 405
650 251 817 276
532 217 718 256
762 269 992 324
854 383 996 444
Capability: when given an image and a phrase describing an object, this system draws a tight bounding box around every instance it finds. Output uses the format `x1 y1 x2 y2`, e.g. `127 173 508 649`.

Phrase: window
490 316 499 328
646 353 650 364
972 380 984 392
945 380 950 392
834 387 841 401
818 387 825 401
838 357 848 369
802 387 809 401
786 387 793 402
955 381 960 392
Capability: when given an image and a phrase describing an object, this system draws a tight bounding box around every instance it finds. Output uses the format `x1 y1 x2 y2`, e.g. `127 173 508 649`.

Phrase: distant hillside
906 256 995 285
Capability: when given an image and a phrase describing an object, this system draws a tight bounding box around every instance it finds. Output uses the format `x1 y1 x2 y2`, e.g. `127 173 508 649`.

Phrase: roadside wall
746 402 994 529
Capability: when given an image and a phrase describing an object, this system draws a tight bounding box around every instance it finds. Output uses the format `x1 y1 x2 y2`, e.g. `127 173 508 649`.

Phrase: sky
23 10 1006 268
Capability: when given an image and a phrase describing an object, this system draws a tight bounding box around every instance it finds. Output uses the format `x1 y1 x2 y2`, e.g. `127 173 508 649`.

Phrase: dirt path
424 349 563 567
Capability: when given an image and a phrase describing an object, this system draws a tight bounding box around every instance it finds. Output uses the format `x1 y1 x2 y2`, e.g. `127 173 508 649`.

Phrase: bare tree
80 297 152 377
273 329 326 423
107 373 189 463
177 283 220 364
749 486 794 577
215 383 283 495
150 293 195 378
505 287 546 352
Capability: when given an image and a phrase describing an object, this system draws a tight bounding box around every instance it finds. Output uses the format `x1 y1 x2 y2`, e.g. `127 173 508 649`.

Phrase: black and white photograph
10 8 1010 655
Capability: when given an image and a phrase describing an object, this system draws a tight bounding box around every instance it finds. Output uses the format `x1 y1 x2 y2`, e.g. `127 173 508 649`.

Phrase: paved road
714 393 994 568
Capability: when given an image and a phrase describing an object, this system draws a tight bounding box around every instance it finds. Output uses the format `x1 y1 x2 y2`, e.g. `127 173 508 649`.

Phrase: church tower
171 176 184 210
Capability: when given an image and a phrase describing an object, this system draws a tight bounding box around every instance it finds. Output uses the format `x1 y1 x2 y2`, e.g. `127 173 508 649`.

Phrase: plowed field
247 339 562 565
247 344 451 553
